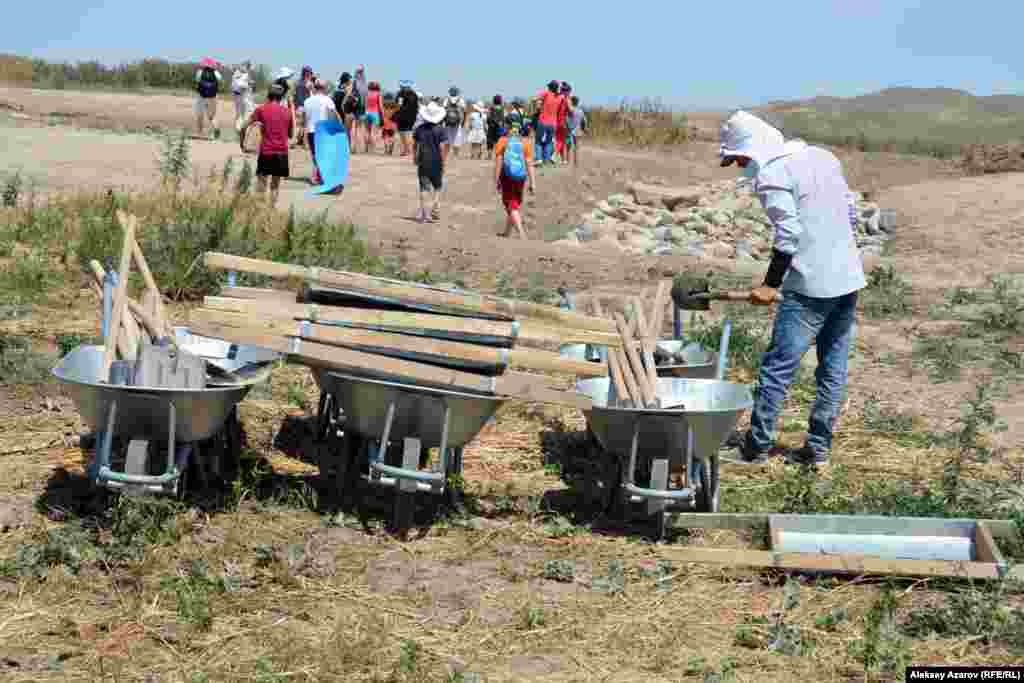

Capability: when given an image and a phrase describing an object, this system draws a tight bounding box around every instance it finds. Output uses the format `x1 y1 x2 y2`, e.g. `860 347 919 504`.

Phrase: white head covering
421 102 446 124
783 138 808 155
719 110 785 167
275 67 295 80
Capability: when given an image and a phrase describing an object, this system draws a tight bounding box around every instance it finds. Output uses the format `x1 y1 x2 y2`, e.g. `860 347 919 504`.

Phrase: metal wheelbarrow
575 376 753 539
314 370 506 532
54 343 275 497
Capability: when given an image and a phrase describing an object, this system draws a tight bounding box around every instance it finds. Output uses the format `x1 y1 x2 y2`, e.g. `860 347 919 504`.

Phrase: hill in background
752 87 1024 159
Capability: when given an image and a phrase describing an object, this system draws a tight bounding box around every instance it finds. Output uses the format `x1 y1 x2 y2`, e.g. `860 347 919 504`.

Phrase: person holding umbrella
194 57 223 139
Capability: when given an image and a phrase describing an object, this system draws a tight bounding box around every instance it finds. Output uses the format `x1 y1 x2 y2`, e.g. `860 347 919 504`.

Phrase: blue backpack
502 137 528 180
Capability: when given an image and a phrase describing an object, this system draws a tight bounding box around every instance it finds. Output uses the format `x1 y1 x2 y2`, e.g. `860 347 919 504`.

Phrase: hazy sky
7 1 1022 109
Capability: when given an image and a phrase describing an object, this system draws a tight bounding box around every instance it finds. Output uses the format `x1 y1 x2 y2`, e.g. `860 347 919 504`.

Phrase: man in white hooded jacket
719 111 865 467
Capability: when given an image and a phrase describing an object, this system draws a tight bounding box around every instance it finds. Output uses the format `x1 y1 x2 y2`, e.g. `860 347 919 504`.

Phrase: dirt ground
2 86 1024 681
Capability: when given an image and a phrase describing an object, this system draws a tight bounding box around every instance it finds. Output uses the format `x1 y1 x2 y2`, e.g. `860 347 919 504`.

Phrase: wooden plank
658 546 1009 580
607 349 633 408
89 260 164 341
203 297 517 344
675 513 1024 543
204 252 619 333
975 522 1006 565
517 320 625 348
103 215 136 373
192 309 507 373
221 286 299 303
648 280 670 341
672 513 769 531
506 347 607 378
195 308 605 378
188 318 499 394
614 313 655 407
492 373 592 410
189 318 590 408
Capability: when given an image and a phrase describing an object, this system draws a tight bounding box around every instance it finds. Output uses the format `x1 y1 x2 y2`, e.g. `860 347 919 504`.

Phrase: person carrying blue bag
493 123 537 239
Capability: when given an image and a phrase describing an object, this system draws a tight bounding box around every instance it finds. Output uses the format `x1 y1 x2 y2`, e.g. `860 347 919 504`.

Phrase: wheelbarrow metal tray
576 377 753 465
54 345 256 443
317 370 505 450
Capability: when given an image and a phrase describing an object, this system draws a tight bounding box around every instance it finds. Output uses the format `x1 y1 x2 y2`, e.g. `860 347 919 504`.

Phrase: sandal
431 207 440 221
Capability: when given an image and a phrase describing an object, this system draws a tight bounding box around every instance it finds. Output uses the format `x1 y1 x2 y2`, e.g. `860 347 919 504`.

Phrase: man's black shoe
785 446 829 467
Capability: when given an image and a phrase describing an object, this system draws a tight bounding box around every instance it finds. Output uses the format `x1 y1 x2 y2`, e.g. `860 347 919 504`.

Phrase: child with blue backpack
493 123 537 239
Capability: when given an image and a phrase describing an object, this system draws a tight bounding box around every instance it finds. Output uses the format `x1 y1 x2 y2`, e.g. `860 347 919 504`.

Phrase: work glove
749 286 778 306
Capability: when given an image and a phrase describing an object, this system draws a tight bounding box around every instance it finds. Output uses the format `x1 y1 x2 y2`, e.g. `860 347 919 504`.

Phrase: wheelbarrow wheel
695 456 720 513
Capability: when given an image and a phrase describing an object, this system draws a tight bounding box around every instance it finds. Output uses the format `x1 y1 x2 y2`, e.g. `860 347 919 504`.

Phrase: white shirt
231 70 251 94
302 94 337 133
756 145 866 298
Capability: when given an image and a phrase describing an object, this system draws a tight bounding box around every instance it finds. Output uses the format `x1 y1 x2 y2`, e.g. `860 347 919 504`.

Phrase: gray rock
681 239 706 258
669 227 692 243
652 244 674 256
879 209 897 233
662 191 702 211
864 211 881 235
576 223 595 242
652 226 673 242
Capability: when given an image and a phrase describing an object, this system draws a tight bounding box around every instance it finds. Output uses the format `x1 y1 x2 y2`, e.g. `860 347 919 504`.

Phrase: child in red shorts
381 97 398 155
493 123 536 239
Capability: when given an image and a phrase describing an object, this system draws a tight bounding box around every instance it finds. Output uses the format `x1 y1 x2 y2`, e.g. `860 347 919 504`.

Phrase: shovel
671 276 782 311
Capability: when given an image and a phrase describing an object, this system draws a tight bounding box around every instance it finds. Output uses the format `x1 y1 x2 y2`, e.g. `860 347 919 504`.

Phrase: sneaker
785 446 829 467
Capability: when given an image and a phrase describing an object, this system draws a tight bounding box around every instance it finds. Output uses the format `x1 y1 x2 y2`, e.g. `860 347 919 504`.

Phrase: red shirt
366 91 383 116
252 101 293 155
538 91 564 127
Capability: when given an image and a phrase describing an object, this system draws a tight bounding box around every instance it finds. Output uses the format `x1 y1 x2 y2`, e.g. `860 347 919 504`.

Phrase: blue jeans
536 123 555 163
748 290 858 455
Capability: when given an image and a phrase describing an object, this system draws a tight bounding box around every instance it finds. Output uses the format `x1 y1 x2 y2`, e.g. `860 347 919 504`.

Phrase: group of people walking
200 60 585 234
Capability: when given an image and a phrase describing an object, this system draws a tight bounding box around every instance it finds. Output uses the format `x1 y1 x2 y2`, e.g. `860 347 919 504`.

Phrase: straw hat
421 102 446 125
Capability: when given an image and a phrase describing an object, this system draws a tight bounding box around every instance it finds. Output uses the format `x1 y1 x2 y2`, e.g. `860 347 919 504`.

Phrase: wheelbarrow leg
391 437 419 538
650 458 671 542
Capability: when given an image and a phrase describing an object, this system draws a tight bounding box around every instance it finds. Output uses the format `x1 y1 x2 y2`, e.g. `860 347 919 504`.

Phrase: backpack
487 106 504 132
197 67 219 98
343 86 363 116
502 137 528 181
445 99 463 127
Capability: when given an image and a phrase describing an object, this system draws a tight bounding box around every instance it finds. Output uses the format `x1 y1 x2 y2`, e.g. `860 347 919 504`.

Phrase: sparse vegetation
861 265 913 319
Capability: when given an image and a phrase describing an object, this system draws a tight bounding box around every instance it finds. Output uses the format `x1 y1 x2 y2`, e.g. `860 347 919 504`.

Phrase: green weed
542 559 575 583
861 265 913 319
848 584 911 679
518 606 547 631
902 580 1024 649
160 559 227 630
2 170 22 208
158 129 191 189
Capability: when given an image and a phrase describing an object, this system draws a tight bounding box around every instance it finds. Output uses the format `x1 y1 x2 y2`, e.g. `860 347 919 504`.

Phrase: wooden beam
203 296 518 345
658 546 1017 580
189 318 592 408
189 318 499 394
192 309 508 374
221 286 299 303
204 252 619 333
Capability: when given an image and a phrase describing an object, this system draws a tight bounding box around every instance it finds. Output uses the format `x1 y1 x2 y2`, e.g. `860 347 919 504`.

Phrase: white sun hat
719 110 785 167
275 67 295 80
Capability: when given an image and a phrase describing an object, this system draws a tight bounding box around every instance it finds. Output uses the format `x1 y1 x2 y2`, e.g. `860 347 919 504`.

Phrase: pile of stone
963 144 1024 175
556 180 897 260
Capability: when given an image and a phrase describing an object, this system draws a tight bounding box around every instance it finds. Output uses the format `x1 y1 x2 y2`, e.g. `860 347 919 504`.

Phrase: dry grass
3 184 1024 681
